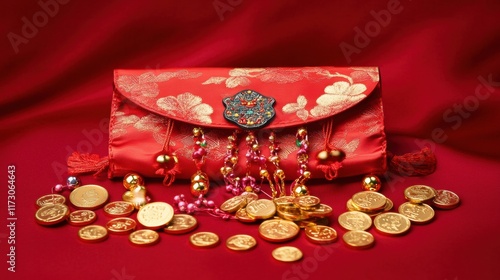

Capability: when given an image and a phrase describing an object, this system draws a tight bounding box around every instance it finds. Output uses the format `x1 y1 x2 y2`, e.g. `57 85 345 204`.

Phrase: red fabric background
1 0 499 279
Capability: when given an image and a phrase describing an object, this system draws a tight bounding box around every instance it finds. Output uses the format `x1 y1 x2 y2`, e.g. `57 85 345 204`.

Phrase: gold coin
398 202 435 224
137 202 174 229
342 230 374 249
189 232 220 248
302 204 333 218
374 212 411 235
293 195 321 210
272 246 303 262
347 199 392 217
276 205 304 221
226 234 257 251
103 201 134 217
68 210 97 226
432 189 460 210
69 184 109 210
240 191 259 203
259 219 300 242
404 185 437 203
274 196 295 206
304 225 338 244
78 225 108 243
351 191 387 211
35 194 66 208
296 217 330 228
220 195 247 213
338 211 372 231
164 214 198 234
246 199 276 219
129 229 160 246
106 217 137 234
35 204 69 226
235 207 257 223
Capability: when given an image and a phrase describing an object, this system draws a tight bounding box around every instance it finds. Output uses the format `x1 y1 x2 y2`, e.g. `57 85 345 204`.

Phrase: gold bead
275 169 285 179
220 166 233 176
191 181 209 196
192 127 202 137
269 155 280 163
230 156 238 164
292 184 309 197
260 169 269 178
362 175 381 192
316 150 329 161
329 149 345 161
191 172 209 183
123 173 144 190
297 128 307 137
252 144 259 151
156 154 170 163
302 171 311 179
245 186 254 192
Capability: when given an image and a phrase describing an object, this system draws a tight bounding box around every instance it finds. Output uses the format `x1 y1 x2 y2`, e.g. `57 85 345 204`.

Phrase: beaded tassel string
291 128 311 197
268 131 285 198
221 131 242 195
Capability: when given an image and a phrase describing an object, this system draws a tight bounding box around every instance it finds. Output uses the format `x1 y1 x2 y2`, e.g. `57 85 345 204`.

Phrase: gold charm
190 171 210 197
122 185 148 210
362 175 382 191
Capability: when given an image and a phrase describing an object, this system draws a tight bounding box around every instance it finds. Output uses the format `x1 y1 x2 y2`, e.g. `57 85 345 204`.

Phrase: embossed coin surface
374 212 411 235
258 219 300 242
432 190 460 210
129 229 160 246
274 196 295 206
220 195 247 213
104 201 134 217
342 230 374 249
404 185 437 203
78 225 108 243
302 204 333 218
351 191 387 211
304 225 338 244
240 192 259 203
106 217 137 234
36 194 66 208
190 232 220 248
68 210 97 226
137 202 174 229
35 204 69 226
338 211 372 231
69 184 109 210
294 195 321 209
226 234 257 251
235 207 257 223
246 199 276 219
398 202 435 224
164 214 198 234
276 205 303 221
272 246 303 262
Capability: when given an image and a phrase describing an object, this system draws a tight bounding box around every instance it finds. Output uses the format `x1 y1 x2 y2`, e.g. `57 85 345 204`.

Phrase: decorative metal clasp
222 89 275 129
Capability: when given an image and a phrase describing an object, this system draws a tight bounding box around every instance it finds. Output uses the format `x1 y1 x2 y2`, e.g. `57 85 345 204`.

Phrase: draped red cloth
1 0 499 279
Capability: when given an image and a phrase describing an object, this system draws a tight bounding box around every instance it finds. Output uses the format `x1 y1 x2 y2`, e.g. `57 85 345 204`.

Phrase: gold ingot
292 184 309 197
362 175 381 192
122 185 148 209
123 173 144 190
342 230 374 249
272 246 303 262
398 202 435 224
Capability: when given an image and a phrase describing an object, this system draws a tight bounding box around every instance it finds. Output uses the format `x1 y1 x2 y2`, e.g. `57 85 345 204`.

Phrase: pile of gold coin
398 185 437 224
346 191 393 217
275 195 333 225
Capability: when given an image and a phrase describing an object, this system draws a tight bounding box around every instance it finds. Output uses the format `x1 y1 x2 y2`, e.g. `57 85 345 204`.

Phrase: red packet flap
114 67 380 129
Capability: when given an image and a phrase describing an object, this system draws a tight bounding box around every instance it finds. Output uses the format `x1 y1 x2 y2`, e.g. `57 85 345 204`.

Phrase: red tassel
316 162 343 180
388 147 436 176
67 152 109 177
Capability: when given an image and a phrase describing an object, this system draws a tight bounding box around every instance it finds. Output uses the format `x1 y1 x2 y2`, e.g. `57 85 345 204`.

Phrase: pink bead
207 200 215 208
232 188 241 196
53 184 65 193
178 201 186 208
174 195 181 203
187 203 196 213
226 185 233 192
195 200 202 207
